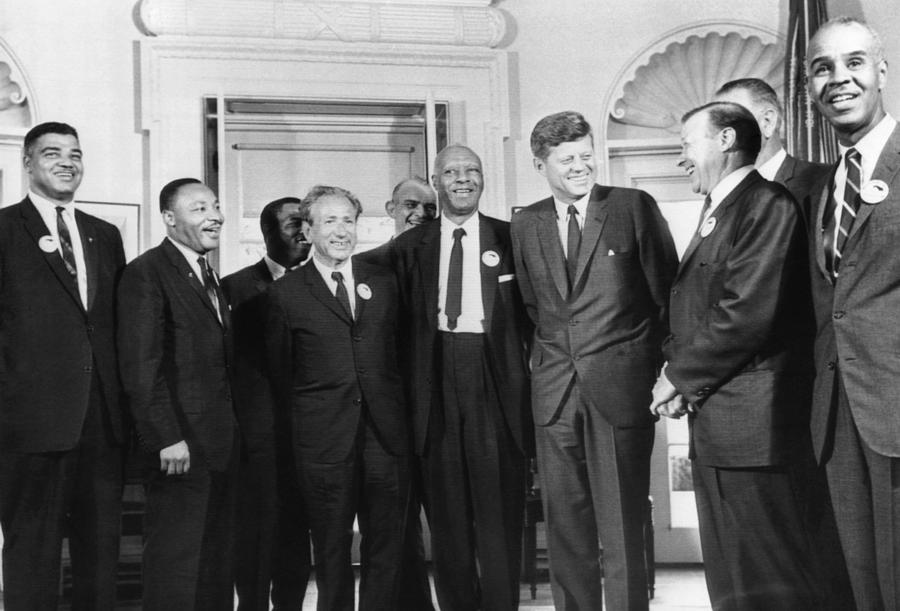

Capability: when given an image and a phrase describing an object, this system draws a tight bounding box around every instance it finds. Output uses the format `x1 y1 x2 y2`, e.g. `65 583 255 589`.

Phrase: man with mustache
0 122 127 610
392 145 533 610
222 197 312 611
805 17 900 610
118 178 238 611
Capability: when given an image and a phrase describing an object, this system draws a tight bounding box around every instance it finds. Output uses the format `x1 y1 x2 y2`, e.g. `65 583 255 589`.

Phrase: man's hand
160 440 190 475
649 367 679 416
655 393 690 419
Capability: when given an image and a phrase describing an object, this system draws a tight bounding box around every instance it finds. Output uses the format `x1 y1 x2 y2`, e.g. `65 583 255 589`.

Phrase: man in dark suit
356 176 437 610
511 111 677 610
392 144 532 611
118 178 238 611
0 122 126 610
265 185 411 611
805 17 900 610
714 78 830 220
222 197 311 611
650 101 821 609
714 77 855 608
358 177 436 268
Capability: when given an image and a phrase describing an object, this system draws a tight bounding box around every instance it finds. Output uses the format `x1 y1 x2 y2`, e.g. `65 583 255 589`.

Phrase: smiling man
0 122 127 610
650 101 823 609
805 17 900 610
392 145 533 610
264 185 412 610
221 197 311 611
118 178 238 611
511 111 677 610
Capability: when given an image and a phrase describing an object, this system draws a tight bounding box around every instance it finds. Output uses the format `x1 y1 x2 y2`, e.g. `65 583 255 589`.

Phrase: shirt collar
839 113 897 179
709 165 755 209
441 211 480 236
311 252 352 280
553 190 592 220
264 255 289 281
756 148 787 181
29 190 75 214
167 236 208 272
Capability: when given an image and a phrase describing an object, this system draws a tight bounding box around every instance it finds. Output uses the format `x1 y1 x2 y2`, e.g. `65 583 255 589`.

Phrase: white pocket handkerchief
607 249 616 256
498 273 515 283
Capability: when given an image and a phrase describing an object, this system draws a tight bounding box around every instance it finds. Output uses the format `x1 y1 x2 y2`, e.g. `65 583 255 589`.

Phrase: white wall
0 0 897 223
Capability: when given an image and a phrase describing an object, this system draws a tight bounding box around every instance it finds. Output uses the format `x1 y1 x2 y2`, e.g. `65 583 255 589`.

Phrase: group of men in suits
5 14 900 611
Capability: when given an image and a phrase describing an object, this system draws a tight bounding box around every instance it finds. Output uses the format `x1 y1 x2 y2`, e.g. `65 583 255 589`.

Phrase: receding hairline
808 18 886 64
433 145 482 173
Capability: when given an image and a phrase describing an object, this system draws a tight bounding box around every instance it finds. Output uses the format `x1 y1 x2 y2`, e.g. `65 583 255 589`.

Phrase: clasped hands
649 364 695 419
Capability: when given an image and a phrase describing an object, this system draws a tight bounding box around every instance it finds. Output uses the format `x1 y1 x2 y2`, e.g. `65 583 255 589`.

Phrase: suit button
353 336 362 342
827 361 836 370
671 289 678 296
353 398 362 406
82 365 92 373
833 311 845 319
358 368 366 375
569 319 578 326
86 325 95 333
573 354 581 361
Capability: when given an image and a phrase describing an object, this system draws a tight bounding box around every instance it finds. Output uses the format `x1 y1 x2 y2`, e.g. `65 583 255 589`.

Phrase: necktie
830 148 863 276
445 227 465 330
566 205 581 287
55 206 78 282
198 256 223 324
332 271 353 320
696 196 712 234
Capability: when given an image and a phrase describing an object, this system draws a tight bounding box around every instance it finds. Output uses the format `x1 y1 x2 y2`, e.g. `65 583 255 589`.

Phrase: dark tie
696 196 712 234
332 271 353 320
446 227 465 330
55 206 78 280
829 148 862 276
198 256 224 324
566 205 581 287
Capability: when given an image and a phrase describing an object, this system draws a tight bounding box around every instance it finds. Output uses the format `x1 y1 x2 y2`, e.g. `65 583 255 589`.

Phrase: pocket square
498 273 515 283
607 249 616 256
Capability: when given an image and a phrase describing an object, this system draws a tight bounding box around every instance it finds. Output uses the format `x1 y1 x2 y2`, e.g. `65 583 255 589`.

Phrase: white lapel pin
861 179 889 204
482 250 500 267
357 283 372 300
699 216 717 238
38 235 58 253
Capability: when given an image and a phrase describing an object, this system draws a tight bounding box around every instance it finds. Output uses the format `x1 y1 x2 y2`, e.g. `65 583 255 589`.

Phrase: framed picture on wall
75 200 141 261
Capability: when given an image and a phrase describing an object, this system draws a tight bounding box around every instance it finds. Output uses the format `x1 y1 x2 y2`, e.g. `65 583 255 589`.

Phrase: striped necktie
829 148 862 277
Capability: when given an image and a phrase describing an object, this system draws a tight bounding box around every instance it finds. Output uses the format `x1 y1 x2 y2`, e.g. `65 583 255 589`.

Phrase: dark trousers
423 332 526 611
692 462 818 611
535 381 652 611
825 374 900 611
0 378 123 611
298 418 410 611
142 440 239 611
397 454 435 611
235 445 311 611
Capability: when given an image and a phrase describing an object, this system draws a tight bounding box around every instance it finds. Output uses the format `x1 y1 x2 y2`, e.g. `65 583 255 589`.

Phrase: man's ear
760 107 778 140
162 209 176 228
384 199 397 216
301 220 311 241
718 127 737 152
533 157 546 176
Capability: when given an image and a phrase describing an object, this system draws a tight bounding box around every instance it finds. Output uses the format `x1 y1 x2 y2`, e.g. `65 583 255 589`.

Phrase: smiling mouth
828 92 858 105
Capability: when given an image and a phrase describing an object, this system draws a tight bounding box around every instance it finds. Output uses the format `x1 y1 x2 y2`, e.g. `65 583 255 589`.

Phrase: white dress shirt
756 148 787 181
828 114 897 253
311 255 356 318
437 213 485 333
264 255 290 281
703 165 755 223
30 191 88 307
553 190 591 258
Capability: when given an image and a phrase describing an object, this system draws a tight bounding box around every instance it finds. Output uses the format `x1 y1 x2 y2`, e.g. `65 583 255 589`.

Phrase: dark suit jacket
222 258 277 454
117 239 236 471
0 197 125 452
774 153 830 224
265 258 408 463
809 124 900 460
665 171 812 467
355 240 392 269
392 213 533 456
511 184 677 428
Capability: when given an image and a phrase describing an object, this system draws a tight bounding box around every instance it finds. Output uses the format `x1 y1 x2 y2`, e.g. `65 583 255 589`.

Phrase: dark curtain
784 0 839 164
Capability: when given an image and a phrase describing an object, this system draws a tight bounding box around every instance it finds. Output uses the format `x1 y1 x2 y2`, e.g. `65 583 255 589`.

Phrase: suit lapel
76 211 99 312
534 199 569 300
351 259 368 322
575 185 609 287
813 168 836 281
253 258 273 293
303 262 352 325
677 172 757 278
20 198 83 311
849 124 900 243
161 239 221 322
417 220 441 329
479 214 501 331
773 154 795 187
